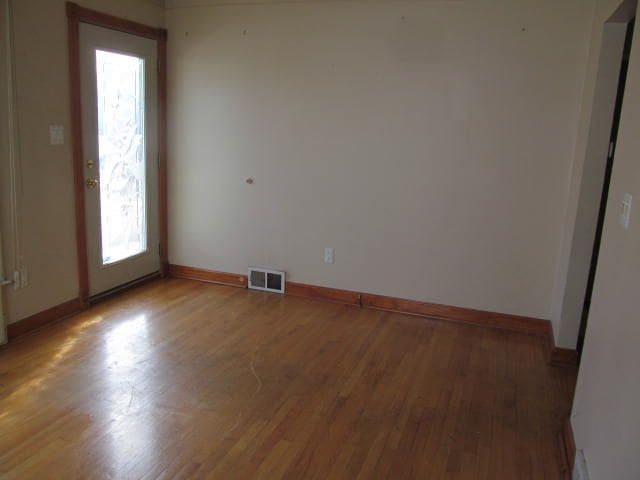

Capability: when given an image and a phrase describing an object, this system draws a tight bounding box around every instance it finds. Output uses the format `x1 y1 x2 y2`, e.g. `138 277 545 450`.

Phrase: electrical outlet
324 247 334 264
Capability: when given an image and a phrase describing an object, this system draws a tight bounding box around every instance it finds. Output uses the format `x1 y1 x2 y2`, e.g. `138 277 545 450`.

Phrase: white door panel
80 24 159 296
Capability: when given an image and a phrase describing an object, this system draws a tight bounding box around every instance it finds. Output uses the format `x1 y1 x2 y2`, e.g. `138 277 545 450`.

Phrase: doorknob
86 159 95 169
86 178 99 188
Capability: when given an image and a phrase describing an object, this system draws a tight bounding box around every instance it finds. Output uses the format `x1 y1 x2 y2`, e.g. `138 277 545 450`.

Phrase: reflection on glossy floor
0 279 576 479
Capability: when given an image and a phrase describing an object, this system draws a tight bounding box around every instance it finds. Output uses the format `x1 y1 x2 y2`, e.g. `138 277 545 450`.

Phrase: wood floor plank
0 278 576 479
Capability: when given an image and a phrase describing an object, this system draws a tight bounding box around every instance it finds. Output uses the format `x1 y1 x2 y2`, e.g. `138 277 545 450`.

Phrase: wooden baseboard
286 282 361 306
547 328 579 367
168 264 248 288
7 298 84 340
168 264 554 337
361 293 550 336
559 419 576 479
551 347 579 367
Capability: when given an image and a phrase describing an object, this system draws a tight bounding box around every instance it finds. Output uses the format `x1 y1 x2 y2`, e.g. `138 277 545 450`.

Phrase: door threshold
89 272 161 305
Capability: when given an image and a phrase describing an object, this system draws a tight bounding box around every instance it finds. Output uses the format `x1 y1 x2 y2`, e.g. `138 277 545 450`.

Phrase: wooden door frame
66 2 168 306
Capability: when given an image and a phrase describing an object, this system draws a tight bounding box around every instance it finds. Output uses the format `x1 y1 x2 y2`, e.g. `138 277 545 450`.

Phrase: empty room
0 0 638 478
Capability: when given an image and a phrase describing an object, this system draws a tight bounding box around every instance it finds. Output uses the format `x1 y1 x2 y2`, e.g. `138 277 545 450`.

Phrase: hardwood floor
0 279 576 479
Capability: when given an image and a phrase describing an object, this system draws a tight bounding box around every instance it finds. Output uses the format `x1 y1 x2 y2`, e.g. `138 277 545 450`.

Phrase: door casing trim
66 2 168 306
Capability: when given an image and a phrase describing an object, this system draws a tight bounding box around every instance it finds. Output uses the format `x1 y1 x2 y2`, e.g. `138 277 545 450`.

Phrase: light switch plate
49 125 64 145
620 193 632 230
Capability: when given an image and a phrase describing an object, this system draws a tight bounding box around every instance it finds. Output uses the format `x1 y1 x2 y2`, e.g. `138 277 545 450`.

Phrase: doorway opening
559 0 637 361
577 17 635 359
67 3 168 304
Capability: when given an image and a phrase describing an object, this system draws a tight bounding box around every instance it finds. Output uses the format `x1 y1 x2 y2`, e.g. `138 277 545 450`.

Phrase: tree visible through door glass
95 49 147 265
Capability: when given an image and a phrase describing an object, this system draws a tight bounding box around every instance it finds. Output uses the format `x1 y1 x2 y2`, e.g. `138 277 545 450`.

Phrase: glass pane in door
95 49 147 265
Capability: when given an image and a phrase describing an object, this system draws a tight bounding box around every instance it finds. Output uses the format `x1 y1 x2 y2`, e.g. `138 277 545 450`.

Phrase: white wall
167 0 593 321
569 0 640 477
0 0 164 325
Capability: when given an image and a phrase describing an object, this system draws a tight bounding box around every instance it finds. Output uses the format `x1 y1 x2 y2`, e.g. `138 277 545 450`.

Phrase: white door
80 24 159 296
